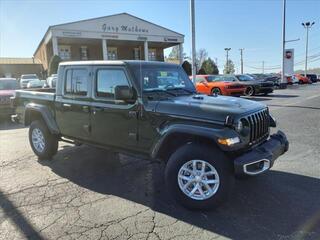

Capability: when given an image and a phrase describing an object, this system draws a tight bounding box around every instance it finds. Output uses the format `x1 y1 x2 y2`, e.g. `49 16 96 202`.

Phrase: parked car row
193 74 275 97
193 72 320 97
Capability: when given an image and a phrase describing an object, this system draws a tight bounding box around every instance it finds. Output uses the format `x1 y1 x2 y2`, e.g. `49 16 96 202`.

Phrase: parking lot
0 83 320 240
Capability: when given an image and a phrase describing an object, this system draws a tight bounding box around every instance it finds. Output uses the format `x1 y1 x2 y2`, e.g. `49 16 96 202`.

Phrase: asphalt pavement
0 83 319 240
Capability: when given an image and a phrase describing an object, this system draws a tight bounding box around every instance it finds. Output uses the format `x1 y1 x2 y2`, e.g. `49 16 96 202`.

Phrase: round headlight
235 120 243 132
235 118 250 136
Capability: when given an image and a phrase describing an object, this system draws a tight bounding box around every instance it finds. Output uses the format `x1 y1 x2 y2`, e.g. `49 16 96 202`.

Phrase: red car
0 78 19 118
192 75 246 96
295 74 312 84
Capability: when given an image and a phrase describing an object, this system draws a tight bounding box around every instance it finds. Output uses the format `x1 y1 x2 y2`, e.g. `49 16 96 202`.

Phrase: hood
0 90 15 96
155 94 266 123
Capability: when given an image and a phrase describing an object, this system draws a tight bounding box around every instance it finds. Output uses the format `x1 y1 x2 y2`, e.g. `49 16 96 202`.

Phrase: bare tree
196 48 208 71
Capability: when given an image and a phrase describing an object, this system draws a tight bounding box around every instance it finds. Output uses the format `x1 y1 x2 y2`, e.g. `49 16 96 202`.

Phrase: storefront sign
102 24 149 33
164 37 178 42
62 31 81 37
101 34 119 39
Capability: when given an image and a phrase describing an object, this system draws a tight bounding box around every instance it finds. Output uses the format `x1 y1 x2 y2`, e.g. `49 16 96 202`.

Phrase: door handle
82 105 90 112
92 106 104 114
62 103 72 108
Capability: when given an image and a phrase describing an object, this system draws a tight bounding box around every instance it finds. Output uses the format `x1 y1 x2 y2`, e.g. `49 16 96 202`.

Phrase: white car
290 75 300 84
46 74 58 88
27 80 44 89
20 74 40 88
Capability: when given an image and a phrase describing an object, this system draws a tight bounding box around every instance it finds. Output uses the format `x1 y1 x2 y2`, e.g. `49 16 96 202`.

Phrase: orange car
192 75 246 96
295 74 312 84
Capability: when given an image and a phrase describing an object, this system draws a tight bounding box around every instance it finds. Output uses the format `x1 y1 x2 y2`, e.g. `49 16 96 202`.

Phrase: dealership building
34 13 184 74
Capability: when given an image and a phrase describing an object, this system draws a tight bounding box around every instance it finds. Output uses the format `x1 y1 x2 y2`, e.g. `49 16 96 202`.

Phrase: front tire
165 143 234 210
244 86 255 96
29 120 58 160
211 87 222 95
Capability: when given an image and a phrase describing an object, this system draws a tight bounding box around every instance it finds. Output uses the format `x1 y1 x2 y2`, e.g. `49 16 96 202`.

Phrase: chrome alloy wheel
31 128 45 153
177 160 220 200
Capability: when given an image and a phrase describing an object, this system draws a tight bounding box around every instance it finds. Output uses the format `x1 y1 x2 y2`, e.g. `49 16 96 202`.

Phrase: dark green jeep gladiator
12 61 289 210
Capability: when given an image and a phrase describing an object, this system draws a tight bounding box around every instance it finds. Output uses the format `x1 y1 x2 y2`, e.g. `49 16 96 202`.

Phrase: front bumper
234 131 289 176
257 87 274 94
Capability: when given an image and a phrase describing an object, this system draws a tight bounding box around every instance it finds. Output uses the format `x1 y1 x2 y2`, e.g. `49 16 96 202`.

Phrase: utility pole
281 0 287 88
224 48 231 73
302 21 315 76
262 61 265 74
239 48 244 74
190 0 196 83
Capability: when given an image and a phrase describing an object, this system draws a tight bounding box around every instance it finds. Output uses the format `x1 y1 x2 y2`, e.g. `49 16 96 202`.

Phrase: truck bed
13 88 56 124
15 88 56 101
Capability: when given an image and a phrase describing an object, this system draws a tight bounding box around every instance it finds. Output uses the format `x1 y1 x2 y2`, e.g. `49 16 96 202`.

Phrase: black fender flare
24 103 60 135
151 123 241 159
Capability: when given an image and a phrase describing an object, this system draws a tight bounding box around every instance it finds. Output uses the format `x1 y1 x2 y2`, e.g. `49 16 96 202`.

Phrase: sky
0 0 319 73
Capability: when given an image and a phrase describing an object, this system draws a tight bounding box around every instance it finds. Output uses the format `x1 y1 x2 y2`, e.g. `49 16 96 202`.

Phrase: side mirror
114 85 135 102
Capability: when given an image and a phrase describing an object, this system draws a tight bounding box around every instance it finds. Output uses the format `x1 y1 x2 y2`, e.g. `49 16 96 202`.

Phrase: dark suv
12 61 289 210
304 74 318 83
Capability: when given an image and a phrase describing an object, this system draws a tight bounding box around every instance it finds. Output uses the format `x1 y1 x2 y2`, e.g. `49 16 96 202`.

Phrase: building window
148 49 156 61
59 45 71 60
133 48 141 60
108 47 118 60
80 46 88 60
96 69 129 99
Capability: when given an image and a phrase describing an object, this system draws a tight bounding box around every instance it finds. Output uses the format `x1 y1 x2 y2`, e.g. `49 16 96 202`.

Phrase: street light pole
302 21 315 77
239 48 244 74
190 0 196 83
281 0 287 88
224 48 231 73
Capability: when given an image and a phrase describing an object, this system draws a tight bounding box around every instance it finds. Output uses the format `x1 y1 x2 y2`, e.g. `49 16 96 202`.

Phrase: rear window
0 80 18 90
21 75 38 79
64 68 88 96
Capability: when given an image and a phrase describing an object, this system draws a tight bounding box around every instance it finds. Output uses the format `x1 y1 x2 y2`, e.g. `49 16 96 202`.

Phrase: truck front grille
246 109 270 145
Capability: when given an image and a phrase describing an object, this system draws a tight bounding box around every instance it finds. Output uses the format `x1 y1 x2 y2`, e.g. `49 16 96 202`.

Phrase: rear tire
165 143 234 210
299 80 303 84
29 120 58 160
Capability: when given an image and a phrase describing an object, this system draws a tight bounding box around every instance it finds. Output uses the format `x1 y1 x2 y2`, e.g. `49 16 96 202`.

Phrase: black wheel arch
24 103 60 135
151 124 242 161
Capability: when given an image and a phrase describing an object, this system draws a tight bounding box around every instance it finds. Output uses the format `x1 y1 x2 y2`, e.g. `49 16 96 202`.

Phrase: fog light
218 137 240 146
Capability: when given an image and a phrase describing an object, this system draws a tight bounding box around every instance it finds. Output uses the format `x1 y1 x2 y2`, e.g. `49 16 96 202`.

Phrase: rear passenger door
55 66 92 140
90 66 139 149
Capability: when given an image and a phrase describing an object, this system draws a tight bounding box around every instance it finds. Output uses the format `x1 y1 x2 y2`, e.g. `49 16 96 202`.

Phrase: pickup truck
11 61 289 210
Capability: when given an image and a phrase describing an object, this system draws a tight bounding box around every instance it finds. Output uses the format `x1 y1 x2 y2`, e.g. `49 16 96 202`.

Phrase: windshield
132 65 196 93
0 80 19 90
21 75 38 79
207 75 233 82
236 75 254 81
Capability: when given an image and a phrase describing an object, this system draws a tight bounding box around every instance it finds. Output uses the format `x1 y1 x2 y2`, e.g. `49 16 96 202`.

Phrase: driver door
90 66 139 150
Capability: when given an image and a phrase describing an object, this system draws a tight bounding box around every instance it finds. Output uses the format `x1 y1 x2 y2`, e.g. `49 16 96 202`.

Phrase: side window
96 69 129 99
195 77 205 83
64 68 88 96
65 70 73 94
72 69 88 96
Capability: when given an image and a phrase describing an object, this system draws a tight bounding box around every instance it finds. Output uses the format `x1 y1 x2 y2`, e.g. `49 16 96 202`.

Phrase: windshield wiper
144 89 177 97
165 87 196 94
